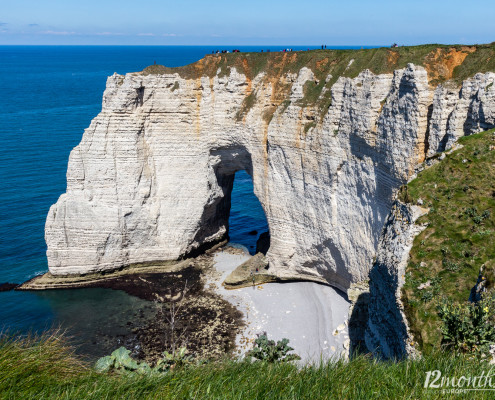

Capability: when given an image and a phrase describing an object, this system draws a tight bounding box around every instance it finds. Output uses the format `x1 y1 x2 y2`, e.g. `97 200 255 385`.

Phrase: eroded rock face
45 62 495 291
427 72 495 156
364 201 427 359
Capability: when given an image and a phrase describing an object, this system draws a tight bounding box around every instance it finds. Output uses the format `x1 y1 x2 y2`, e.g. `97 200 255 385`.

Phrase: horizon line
0 42 488 47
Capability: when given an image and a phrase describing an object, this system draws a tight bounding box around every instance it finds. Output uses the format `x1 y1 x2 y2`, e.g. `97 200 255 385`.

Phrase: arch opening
229 170 269 255
207 146 270 256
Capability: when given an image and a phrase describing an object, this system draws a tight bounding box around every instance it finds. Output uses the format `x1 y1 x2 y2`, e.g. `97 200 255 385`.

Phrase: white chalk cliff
45 49 495 293
365 201 427 359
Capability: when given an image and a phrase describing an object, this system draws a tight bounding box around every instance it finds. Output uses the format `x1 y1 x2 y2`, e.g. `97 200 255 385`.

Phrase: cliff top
139 43 495 125
141 43 495 86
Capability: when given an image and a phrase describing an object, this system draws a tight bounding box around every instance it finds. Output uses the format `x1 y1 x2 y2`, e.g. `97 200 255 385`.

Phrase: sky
0 0 494 46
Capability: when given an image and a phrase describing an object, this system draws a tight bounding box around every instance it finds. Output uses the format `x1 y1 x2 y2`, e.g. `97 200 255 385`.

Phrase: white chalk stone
45 65 495 292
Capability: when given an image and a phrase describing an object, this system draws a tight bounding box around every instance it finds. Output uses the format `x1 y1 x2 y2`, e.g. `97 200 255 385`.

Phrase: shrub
442 259 460 272
421 290 434 303
95 346 193 374
246 333 300 363
95 347 150 374
437 295 495 355
155 347 193 372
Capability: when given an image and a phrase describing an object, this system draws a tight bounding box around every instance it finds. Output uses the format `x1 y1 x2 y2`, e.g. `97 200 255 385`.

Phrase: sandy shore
16 243 350 363
208 247 351 363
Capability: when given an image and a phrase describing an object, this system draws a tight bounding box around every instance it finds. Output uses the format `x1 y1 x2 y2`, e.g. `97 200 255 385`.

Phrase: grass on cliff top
141 43 495 84
2 332 495 400
401 129 495 352
142 43 495 126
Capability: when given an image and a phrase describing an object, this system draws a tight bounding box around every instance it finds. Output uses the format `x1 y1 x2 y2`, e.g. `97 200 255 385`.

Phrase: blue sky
0 0 494 45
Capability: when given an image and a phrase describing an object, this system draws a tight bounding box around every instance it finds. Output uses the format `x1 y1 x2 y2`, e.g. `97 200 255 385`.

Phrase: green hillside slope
402 129 495 350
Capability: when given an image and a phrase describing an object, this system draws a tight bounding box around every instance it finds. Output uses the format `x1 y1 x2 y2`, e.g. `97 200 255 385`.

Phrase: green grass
236 90 257 121
171 81 179 92
142 43 495 83
401 129 495 351
2 332 495 399
141 43 495 125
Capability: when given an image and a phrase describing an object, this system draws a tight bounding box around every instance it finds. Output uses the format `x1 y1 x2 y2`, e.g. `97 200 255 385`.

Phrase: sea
0 45 365 358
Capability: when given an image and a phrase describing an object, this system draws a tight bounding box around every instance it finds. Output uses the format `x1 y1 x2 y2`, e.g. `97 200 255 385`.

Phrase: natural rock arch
191 145 266 256
45 63 495 292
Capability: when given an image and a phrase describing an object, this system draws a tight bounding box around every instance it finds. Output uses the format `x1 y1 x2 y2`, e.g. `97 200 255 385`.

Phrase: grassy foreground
1 333 494 399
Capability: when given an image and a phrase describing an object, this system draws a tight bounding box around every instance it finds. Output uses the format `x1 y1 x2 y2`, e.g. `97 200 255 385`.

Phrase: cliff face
427 72 495 156
45 46 495 291
364 201 427 359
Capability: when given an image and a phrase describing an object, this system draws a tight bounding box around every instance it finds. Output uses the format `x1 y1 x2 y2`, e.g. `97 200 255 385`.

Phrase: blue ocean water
0 45 364 353
0 45 276 346
0 45 275 285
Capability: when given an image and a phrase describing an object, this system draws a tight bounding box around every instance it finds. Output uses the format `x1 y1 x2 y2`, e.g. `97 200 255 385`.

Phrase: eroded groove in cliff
424 103 434 158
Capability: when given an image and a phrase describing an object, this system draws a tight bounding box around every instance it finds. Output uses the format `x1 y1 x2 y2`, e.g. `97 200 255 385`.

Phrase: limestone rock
417 280 431 290
45 62 495 292
365 201 427 359
427 72 495 156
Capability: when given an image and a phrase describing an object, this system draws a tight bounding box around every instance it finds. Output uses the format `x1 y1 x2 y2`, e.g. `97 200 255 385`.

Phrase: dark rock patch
256 231 270 255
0 283 19 292
66 261 244 363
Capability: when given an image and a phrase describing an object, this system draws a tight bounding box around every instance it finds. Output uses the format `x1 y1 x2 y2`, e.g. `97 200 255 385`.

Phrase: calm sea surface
0 45 363 356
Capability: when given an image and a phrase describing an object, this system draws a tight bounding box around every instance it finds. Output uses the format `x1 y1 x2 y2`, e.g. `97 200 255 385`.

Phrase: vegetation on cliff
2 332 495 399
402 128 495 351
142 43 495 85
142 43 495 131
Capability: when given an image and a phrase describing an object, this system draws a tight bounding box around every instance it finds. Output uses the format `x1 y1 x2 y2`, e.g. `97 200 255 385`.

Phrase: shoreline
13 243 352 363
207 248 351 362
14 246 246 363
17 240 229 291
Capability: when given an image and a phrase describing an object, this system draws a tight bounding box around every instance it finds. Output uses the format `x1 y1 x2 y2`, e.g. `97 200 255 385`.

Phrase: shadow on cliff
348 291 370 357
354 225 413 360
